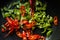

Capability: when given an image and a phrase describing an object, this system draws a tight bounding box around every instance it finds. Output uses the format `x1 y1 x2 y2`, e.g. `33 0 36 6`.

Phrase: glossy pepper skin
16 31 22 38
20 20 29 25
54 16 58 26
1 28 5 32
20 20 36 29
26 30 31 37
20 6 26 16
3 17 45 40
3 17 20 37
28 34 41 40
25 21 36 29
5 17 19 30
22 31 27 40
16 30 43 40
25 23 33 29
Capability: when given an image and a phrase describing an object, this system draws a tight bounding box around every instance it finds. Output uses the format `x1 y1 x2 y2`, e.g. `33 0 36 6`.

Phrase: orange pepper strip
1 28 5 32
28 34 41 40
40 36 45 40
54 16 58 26
20 6 26 16
30 9 34 17
16 31 22 38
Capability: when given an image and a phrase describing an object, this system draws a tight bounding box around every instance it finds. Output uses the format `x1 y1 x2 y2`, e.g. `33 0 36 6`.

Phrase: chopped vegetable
54 16 58 26
1 0 54 40
46 30 52 37
1 28 5 32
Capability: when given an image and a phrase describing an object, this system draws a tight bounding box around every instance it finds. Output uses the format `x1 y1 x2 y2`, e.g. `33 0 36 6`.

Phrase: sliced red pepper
12 19 18 26
40 36 45 40
22 31 27 40
20 6 25 9
28 34 41 40
16 31 22 38
23 37 27 40
22 31 26 37
20 6 26 16
28 35 36 40
25 23 33 29
31 21 36 26
30 9 34 17
33 35 41 39
4 22 9 27
6 17 12 25
25 21 36 29
54 16 58 26
21 20 29 24
1 28 5 32
4 17 19 33
26 30 31 37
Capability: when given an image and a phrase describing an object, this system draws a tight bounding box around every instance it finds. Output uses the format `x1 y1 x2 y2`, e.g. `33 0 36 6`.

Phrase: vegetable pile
1 0 58 40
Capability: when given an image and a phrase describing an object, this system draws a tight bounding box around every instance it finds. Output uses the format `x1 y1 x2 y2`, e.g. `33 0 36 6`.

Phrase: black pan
0 0 60 40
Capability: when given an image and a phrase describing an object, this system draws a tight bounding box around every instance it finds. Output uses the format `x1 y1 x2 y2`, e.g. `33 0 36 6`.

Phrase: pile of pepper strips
1 0 58 40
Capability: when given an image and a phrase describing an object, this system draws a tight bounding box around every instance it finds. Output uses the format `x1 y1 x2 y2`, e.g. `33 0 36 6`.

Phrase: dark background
0 0 60 40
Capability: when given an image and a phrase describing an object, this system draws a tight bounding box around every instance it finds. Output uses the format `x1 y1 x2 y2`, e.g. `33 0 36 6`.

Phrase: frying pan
0 0 60 40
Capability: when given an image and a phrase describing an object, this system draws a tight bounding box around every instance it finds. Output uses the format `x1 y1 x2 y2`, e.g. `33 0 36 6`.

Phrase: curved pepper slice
1 28 5 32
20 6 26 16
16 31 22 38
54 16 58 26
28 34 41 40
